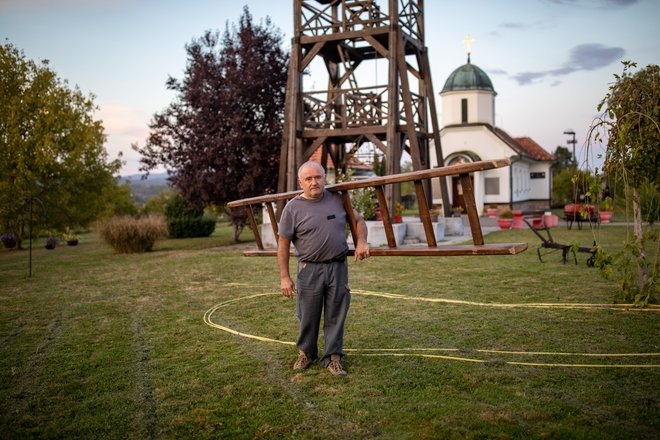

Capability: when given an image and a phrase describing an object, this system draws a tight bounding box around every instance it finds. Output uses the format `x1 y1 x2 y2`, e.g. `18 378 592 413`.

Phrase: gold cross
462 33 476 55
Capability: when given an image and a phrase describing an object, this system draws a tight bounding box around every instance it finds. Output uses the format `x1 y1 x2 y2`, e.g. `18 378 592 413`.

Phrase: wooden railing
228 158 528 257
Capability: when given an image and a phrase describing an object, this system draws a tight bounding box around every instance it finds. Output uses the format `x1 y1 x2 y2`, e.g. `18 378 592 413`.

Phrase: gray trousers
296 260 350 367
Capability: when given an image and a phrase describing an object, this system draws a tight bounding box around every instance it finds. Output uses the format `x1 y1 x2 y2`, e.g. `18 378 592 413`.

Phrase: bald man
278 161 370 377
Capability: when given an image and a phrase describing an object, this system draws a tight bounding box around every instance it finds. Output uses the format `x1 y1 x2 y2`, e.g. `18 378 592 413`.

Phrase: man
278 161 370 377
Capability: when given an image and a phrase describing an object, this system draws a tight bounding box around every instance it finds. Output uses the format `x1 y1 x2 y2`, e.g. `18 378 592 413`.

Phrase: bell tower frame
277 0 450 216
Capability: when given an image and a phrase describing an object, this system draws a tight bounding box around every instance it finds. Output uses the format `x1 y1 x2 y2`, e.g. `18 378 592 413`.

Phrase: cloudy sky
1 0 658 176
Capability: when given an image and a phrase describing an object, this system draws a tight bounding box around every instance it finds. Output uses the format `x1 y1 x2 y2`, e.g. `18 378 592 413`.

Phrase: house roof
442 123 555 162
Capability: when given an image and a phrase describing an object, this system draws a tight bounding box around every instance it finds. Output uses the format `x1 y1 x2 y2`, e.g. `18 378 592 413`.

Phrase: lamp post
563 129 577 169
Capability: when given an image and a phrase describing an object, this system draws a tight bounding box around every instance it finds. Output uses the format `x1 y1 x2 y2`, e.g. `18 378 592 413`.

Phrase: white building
431 56 555 214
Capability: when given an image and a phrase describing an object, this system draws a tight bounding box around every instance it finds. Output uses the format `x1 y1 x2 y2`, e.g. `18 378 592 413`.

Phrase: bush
97 216 167 253
163 193 215 238
166 216 216 238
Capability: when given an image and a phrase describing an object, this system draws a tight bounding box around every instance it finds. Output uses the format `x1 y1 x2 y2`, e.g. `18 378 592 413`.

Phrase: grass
1 221 658 439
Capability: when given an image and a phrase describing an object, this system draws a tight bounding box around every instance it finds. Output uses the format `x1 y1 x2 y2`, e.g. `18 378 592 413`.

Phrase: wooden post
246 205 263 250
459 173 483 245
375 185 396 247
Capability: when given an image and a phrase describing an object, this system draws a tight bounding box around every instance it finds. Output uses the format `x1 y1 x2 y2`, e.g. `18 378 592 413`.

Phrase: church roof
492 126 556 161
441 123 556 162
441 58 495 93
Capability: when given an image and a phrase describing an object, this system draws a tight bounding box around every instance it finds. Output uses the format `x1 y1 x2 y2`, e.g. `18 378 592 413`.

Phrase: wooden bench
228 158 528 257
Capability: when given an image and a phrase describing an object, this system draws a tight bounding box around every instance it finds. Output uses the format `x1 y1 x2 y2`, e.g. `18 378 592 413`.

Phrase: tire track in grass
0 309 66 430
132 313 157 439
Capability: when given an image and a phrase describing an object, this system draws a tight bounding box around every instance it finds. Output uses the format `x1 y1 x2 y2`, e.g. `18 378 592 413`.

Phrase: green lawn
1 222 658 439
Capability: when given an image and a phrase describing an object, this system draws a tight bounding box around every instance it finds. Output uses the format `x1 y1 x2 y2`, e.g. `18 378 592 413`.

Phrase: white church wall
528 162 552 200
511 162 530 203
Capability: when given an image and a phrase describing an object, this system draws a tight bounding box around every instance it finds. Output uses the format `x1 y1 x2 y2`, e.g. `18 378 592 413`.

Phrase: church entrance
451 175 473 212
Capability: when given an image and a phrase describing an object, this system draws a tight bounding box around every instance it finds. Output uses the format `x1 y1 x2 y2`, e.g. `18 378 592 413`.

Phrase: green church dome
441 59 494 93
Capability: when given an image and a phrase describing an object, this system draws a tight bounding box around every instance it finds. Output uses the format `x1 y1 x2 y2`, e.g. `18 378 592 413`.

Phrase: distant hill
120 172 171 206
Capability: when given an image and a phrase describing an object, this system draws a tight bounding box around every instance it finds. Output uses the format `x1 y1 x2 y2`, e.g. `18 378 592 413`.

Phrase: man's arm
352 208 370 261
277 236 295 298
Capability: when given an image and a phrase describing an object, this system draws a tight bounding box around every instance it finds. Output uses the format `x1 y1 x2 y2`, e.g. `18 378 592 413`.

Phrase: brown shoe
293 351 313 370
327 354 347 377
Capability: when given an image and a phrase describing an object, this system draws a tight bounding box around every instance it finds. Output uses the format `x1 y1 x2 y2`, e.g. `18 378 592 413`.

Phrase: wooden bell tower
277 0 450 216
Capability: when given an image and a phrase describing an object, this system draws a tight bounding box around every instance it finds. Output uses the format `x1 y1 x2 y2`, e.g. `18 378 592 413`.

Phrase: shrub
1 233 17 249
166 216 216 238
97 216 167 253
164 193 216 238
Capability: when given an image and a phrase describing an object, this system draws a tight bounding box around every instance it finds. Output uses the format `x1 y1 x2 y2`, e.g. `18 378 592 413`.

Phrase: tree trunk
632 188 649 294
232 223 244 243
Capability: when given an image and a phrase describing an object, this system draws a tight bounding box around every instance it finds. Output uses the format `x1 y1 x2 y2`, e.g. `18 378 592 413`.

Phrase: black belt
303 253 347 264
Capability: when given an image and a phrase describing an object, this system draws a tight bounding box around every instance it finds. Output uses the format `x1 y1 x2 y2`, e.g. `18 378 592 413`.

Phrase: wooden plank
375 185 396 248
459 173 483 245
341 191 358 246
396 29 423 171
266 202 279 242
414 179 436 247
300 27 389 45
227 158 511 208
243 243 529 257
302 125 387 138
245 205 263 250
363 34 389 59
301 41 324 70
420 48 451 217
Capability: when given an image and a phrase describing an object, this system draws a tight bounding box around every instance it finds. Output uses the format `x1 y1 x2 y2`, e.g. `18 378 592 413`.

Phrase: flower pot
67 239 79 246
598 211 613 224
486 208 498 218
512 210 524 229
45 244 56 250
393 214 402 224
497 218 513 230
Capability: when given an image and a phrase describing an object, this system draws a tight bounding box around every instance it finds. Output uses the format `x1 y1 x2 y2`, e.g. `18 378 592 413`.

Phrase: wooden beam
302 136 328 162
244 243 529 257
363 34 389 59
245 205 263 250
396 29 423 170
421 48 451 217
460 173 484 245
266 202 279 242
301 41 324 70
228 159 511 208
341 191 358 246
414 179 436 247
375 185 396 247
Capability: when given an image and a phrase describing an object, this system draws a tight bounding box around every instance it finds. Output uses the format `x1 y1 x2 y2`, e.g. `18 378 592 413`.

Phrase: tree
135 7 289 241
551 146 573 176
591 62 660 305
0 42 130 246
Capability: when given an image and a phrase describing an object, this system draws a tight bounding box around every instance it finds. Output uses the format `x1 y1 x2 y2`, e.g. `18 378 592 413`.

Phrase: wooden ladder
227 158 527 257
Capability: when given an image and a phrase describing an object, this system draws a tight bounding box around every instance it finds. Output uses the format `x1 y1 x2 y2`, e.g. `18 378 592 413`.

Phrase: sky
1 0 659 177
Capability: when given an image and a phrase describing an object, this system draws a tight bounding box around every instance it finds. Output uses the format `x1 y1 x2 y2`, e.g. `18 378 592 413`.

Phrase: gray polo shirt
279 189 349 262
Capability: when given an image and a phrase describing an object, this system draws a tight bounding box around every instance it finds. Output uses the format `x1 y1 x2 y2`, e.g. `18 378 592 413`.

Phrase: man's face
298 163 325 199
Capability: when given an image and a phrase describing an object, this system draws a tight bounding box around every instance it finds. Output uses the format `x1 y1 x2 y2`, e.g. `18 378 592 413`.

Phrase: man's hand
354 240 370 261
281 276 296 298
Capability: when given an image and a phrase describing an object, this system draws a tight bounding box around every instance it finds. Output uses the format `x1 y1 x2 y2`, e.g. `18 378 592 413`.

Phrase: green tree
551 146 573 176
0 42 129 245
591 62 660 305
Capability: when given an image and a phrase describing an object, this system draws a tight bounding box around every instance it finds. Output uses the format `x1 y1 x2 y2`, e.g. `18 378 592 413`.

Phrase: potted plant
486 204 498 218
598 197 614 224
45 235 59 250
393 202 404 223
62 231 79 246
429 207 442 222
451 206 464 217
1 233 18 249
497 209 514 230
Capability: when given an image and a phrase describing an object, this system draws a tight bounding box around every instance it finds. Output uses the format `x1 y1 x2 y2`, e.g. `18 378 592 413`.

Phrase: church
431 54 556 215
